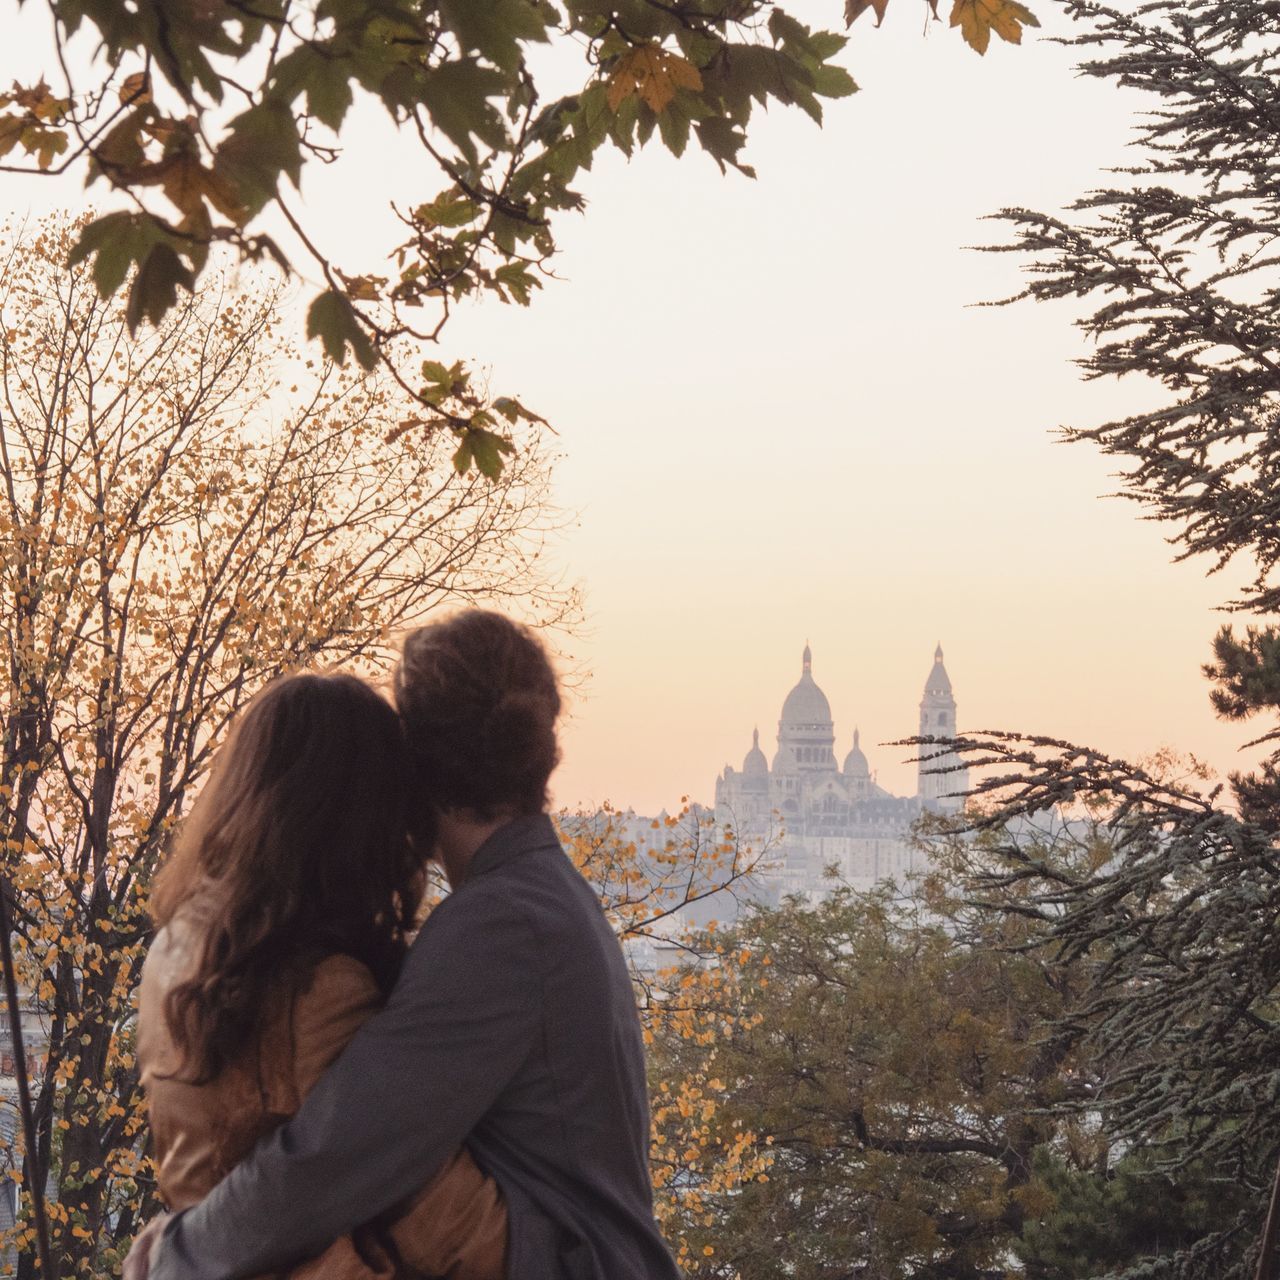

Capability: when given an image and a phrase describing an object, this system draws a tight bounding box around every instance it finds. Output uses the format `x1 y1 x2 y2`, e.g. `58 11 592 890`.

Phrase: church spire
802 641 812 675
924 644 953 697
919 643 965 812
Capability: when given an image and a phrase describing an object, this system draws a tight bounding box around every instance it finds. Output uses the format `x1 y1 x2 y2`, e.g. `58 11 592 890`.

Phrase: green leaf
452 436 474 474
471 429 513 479
125 243 195 333
494 262 540 306
306 290 377 368
658 99 692 158
695 116 753 177
69 211 162 299
812 65 858 99
768 10 811 48
453 426 515 479
305 56 355 131
580 82 610 134
420 358 467 405
416 189 480 229
610 92 641 154
808 31 850 59
421 359 454 388
439 0 550 72
418 60 509 163
492 394 546 426
216 102 303 218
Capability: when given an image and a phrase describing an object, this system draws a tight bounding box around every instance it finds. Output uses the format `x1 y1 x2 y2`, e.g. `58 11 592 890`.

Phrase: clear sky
2 3 1260 813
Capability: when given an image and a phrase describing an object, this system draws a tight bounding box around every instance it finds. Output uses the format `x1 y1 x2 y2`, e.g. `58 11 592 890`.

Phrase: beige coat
137 901 508 1280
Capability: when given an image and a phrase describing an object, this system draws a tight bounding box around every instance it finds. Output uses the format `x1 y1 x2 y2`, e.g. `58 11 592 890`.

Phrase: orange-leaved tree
0 213 574 1278
557 802 779 1275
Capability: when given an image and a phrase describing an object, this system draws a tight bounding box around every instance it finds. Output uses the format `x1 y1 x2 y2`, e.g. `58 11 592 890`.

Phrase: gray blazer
148 814 682 1280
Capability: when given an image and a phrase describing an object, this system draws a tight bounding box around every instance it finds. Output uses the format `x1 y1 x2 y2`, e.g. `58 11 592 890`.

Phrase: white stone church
713 644 969 900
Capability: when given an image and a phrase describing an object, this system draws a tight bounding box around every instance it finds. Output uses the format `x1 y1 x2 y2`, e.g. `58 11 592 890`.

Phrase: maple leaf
949 0 1039 54
0 116 24 160
336 270 387 302
607 46 703 116
846 0 940 25
119 72 151 107
845 0 890 24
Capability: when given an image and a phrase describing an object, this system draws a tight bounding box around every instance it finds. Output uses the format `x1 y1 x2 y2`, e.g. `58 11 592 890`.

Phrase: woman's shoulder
299 952 382 1008
141 893 220 995
287 954 384 1097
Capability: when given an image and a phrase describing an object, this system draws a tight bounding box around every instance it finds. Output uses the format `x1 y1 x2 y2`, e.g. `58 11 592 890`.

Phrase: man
127 611 681 1280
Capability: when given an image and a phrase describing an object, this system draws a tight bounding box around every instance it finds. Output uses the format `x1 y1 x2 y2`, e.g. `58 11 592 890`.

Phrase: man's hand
123 1214 171 1280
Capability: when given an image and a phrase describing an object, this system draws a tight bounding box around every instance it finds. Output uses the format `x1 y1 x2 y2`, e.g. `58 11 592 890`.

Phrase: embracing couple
125 611 681 1280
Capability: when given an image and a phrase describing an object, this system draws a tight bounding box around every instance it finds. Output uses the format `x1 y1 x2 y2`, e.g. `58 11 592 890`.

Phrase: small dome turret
843 728 870 778
743 728 769 776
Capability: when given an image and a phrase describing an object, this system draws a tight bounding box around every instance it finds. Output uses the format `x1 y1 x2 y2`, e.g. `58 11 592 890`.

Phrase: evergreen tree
1018 1149 1247 1280
932 4 1280 1275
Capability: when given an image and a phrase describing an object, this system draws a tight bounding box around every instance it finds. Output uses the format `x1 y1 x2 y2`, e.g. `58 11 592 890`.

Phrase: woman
137 672 507 1280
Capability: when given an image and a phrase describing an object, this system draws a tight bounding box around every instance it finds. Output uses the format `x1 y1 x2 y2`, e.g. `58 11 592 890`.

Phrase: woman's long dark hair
151 673 422 1082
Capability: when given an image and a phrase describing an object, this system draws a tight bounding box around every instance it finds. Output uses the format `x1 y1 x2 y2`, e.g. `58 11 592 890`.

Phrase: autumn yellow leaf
155 149 247 224
8 79 67 121
337 269 387 302
846 0 941 25
607 46 703 115
949 0 1039 54
845 0 890 24
119 72 151 107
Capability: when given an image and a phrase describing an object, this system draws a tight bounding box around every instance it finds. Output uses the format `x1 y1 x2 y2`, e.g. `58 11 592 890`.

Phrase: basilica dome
780 644 832 725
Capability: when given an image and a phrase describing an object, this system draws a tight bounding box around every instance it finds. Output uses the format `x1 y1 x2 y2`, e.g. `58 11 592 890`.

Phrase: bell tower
918 644 966 812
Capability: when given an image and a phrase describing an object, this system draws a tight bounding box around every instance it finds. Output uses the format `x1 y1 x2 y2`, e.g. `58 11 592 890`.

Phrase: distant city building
713 643 969 902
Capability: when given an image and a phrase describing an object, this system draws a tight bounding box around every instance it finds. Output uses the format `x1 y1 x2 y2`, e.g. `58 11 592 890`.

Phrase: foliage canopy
0 0 1034 474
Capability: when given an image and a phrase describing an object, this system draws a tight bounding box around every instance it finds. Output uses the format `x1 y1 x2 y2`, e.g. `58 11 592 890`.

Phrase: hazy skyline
2 4 1260 814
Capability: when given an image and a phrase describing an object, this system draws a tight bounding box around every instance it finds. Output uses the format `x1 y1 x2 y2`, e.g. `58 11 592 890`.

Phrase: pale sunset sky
2 3 1260 813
